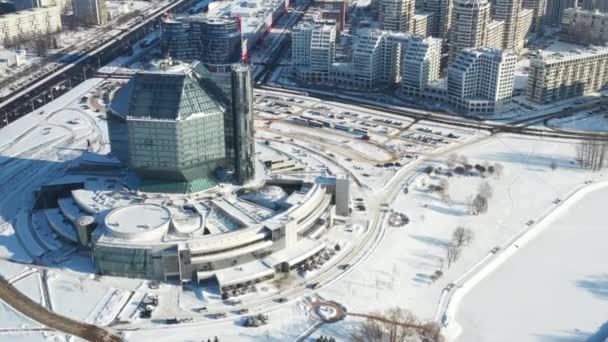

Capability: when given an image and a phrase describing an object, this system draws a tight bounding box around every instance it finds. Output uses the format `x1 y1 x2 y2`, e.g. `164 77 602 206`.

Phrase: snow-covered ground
316 134 598 327
451 181 608 342
548 111 608 132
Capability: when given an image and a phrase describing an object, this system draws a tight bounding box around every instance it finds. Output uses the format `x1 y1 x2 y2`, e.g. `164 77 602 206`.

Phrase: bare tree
352 308 419 342
452 226 471 247
446 245 461 268
478 181 493 199
351 307 444 342
472 194 488 214
577 140 608 171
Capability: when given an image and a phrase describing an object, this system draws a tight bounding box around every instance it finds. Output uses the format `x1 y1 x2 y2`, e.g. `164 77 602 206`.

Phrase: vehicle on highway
490 246 500 254
306 282 320 289
275 297 288 303
338 264 350 270
193 307 207 313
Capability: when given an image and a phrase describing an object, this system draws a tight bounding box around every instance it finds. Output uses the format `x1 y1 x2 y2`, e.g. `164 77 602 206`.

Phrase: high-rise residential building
522 0 547 33
449 0 491 57
493 0 521 50
14 0 70 11
229 64 255 184
0 6 62 45
401 36 442 96
447 48 516 114
545 0 576 25
379 0 415 32
514 8 534 50
72 0 107 26
486 20 506 48
582 0 608 12
419 0 451 39
352 29 385 88
527 46 608 103
562 8 608 45
314 0 346 33
412 12 434 37
292 19 336 82
161 16 242 71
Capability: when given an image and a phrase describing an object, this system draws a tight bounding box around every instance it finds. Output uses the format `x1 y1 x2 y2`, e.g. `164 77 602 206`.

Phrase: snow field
317 134 598 324
450 180 608 342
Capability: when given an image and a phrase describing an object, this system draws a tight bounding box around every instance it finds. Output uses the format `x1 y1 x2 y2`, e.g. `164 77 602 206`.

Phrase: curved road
0 276 122 342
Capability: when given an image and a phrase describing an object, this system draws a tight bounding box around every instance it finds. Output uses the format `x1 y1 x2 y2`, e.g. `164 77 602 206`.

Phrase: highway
0 0 198 123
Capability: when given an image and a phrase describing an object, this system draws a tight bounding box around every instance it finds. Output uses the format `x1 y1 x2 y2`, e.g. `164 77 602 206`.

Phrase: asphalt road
0 276 123 342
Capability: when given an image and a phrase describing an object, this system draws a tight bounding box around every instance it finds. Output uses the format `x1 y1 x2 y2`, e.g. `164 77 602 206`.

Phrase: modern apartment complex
527 46 608 103
417 0 451 39
545 0 576 25
292 26 442 91
447 48 517 114
521 0 546 33
449 0 491 57
378 0 415 32
72 0 107 26
292 19 337 82
562 8 608 45
401 36 442 96
14 0 70 11
0 6 62 45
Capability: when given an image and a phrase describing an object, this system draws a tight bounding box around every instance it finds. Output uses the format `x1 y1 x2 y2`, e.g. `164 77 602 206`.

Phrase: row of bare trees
576 140 608 172
351 307 444 342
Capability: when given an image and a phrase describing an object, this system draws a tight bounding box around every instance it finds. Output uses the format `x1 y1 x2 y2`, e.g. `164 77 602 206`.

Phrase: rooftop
104 204 171 240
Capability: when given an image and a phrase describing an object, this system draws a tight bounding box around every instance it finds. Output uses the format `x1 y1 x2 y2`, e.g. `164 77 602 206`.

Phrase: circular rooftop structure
104 204 171 241
259 185 287 202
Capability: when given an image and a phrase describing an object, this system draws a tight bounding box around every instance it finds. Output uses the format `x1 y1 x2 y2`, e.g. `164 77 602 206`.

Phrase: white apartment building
72 0 107 26
449 0 491 58
401 36 442 96
562 8 608 45
418 0 451 39
492 0 533 52
447 48 516 114
493 0 520 50
351 29 385 88
527 46 608 103
292 19 336 82
14 0 70 11
486 19 505 49
514 8 534 51
412 12 434 37
0 6 62 45
378 0 415 32
521 0 546 33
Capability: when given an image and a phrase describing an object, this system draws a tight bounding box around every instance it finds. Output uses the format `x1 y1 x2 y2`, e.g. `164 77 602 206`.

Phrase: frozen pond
453 182 608 342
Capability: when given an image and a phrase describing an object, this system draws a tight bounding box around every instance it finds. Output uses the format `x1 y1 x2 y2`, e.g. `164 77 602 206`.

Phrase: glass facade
160 16 242 67
108 63 236 191
230 64 256 183
93 245 156 279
